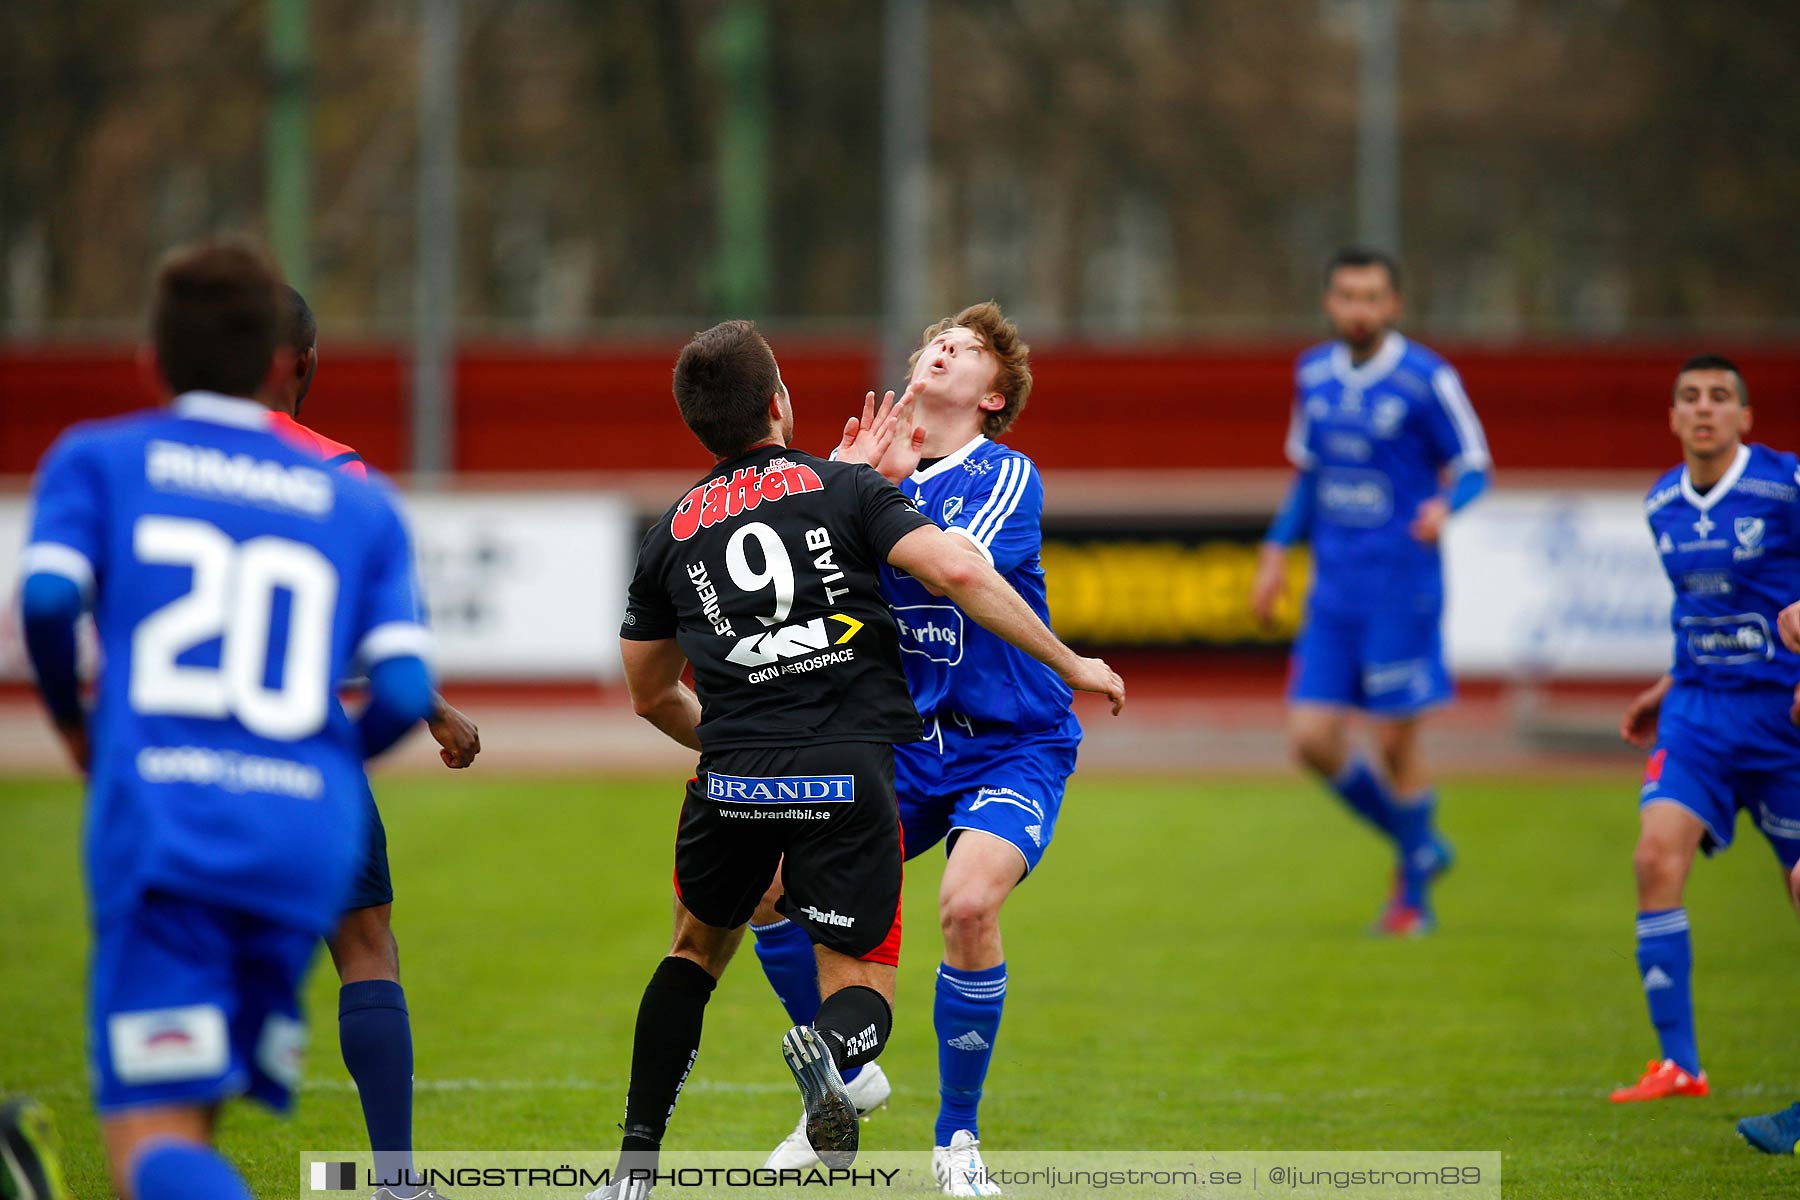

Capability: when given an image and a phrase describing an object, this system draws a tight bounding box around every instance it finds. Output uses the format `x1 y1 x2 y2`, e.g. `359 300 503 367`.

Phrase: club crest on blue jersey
1735 516 1765 559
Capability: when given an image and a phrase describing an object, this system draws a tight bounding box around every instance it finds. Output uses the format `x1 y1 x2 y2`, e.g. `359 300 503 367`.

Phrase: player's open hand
875 382 928 483
1410 496 1450 544
428 699 481 768
836 391 884 464
838 386 915 473
1779 600 1800 655
1064 656 1126 715
1250 543 1287 627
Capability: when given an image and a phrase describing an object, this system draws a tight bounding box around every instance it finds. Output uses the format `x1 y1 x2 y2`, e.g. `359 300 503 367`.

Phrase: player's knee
938 887 1000 945
1630 836 1687 894
1788 861 1800 910
1288 729 1336 775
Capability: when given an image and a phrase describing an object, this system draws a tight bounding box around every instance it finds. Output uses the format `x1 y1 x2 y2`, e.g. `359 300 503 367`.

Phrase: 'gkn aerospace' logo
671 458 824 541
726 614 863 667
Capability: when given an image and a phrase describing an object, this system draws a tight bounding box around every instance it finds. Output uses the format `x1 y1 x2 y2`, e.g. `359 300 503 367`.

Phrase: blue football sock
1636 908 1699 1076
1391 791 1440 908
133 1141 252 1200
1329 759 1401 843
934 962 1006 1145
340 980 417 1192
753 919 861 1084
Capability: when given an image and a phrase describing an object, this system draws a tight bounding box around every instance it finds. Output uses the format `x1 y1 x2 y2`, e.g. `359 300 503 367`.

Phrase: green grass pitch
2 771 1797 1198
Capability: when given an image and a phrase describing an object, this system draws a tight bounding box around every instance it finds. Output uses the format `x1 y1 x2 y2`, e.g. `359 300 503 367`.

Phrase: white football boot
932 1129 1002 1196
762 1061 892 1169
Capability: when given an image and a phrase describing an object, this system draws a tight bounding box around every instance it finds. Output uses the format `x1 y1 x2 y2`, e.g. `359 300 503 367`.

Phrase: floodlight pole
715 0 771 316
1356 0 1400 256
412 0 459 481
266 0 311 293
880 0 930 392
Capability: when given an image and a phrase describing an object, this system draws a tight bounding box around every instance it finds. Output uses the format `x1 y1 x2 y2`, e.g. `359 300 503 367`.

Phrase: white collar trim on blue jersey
1679 443 1751 513
1329 332 1407 389
910 435 988 484
173 391 274 429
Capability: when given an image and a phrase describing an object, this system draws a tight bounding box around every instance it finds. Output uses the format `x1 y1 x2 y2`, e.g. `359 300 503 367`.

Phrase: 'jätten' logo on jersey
671 457 824 541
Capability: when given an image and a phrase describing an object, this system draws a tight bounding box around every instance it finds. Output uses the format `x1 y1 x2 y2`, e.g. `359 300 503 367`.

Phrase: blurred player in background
1251 248 1490 936
274 287 480 1199
752 302 1085 1196
15 239 435 1200
600 320 1120 1198
1612 355 1800 1105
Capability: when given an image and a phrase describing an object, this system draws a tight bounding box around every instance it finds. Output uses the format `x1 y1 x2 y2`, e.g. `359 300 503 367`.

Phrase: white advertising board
0 491 635 682
1443 490 1674 678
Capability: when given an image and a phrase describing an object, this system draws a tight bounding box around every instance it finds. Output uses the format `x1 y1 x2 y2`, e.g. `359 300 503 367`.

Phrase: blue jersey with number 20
22 392 431 934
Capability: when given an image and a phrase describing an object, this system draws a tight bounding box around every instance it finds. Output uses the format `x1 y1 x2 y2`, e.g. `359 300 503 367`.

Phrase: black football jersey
621 444 933 750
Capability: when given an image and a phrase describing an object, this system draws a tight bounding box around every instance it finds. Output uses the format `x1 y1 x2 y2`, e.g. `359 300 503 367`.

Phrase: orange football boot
1609 1059 1709 1103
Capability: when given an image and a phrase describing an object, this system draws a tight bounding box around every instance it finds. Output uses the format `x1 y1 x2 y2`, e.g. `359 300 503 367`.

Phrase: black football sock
813 985 893 1072
619 956 718 1157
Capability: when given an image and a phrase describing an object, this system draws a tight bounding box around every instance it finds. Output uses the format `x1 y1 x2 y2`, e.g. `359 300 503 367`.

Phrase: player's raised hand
1250 543 1288 626
838 388 910 468
1063 656 1126 715
1410 496 1450 544
836 391 882 463
1779 600 1800 654
427 698 481 768
873 381 928 484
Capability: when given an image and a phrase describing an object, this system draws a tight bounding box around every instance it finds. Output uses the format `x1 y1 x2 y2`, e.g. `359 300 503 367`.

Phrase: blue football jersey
882 436 1076 732
1286 333 1490 613
1646 443 1800 690
20 392 432 934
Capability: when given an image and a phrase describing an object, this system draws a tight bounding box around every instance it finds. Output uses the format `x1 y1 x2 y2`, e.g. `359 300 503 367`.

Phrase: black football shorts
674 740 903 964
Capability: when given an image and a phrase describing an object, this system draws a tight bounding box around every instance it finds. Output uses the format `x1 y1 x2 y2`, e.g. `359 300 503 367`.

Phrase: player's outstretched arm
1621 673 1673 749
621 637 704 750
886 524 1125 715
426 693 481 768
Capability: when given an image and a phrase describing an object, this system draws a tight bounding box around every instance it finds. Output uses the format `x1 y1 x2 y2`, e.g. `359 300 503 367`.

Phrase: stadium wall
4 341 1799 475
0 341 1784 686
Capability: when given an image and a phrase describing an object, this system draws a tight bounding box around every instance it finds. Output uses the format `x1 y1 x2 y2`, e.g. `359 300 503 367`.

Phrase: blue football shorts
896 712 1081 877
1639 682 1800 870
1288 601 1454 717
89 890 317 1114
341 778 393 912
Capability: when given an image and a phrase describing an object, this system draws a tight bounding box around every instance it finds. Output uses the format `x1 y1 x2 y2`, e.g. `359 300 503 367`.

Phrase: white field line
296 1077 1800 1104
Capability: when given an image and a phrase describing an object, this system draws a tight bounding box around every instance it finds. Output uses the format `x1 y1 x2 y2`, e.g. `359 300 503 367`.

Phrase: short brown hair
908 301 1032 437
672 319 783 458
152 237 284 398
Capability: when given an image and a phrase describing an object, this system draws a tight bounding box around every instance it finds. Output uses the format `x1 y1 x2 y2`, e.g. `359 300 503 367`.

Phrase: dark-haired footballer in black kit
592 320 1123 1197
626 445 927 962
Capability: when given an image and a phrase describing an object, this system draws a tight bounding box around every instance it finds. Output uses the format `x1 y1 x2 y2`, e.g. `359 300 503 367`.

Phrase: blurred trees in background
2 0 1795 338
